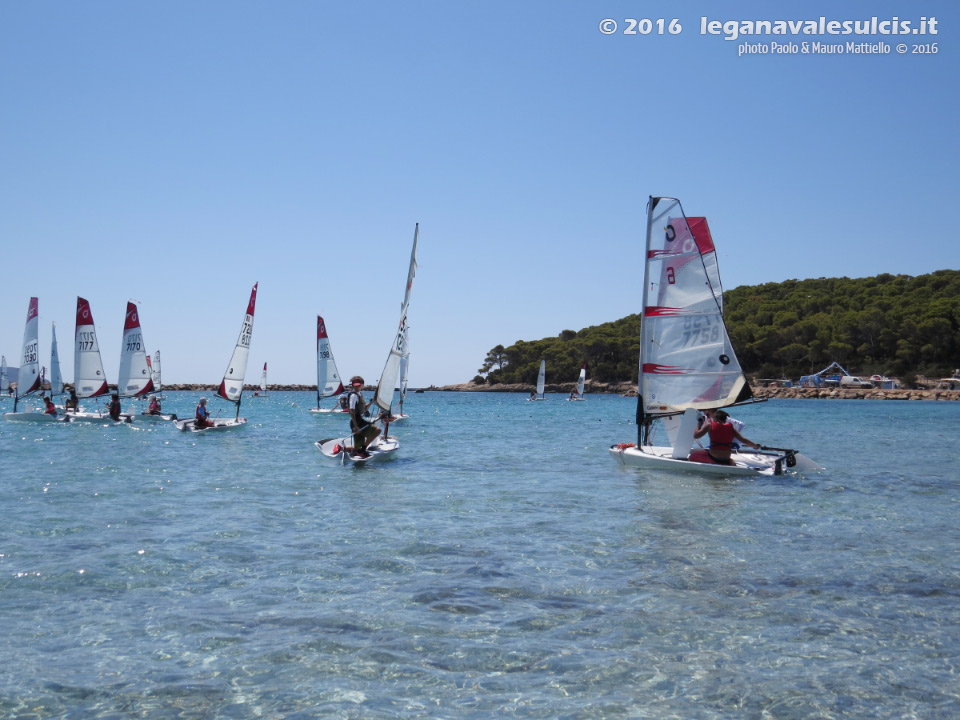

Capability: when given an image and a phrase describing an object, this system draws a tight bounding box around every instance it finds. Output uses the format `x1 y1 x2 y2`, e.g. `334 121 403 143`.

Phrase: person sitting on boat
195 397 213 429
347 375 380 458
700 408 746 450
690 409 758 465
43 396 57 417
147 395 162 415
106 393 122 421
64 389 79 413
569 390 578 401
530 390 537 401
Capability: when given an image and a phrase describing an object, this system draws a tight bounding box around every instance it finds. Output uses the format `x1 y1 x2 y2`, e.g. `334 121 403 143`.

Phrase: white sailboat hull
174 417 247 432
609 444 820 476
315 434 399 463
65 411 133 423
309 406 348 415
2 411 63 423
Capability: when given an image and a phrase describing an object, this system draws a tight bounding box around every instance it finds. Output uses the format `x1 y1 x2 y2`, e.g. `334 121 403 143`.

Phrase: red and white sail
316 315 344 403
118 302 155 398
638 197 750 422
217 282 258 405
74 297 109 399
18 298 42 398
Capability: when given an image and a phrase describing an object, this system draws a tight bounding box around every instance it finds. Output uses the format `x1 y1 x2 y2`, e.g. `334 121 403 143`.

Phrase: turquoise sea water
1 391 959 719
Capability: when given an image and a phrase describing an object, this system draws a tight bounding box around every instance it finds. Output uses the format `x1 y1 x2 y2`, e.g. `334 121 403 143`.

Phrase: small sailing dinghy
175 283 258 432
67 297 131 422
527 359 546 400
255 362 268 396
2 297 60 422
316 224 418 462
609 197 820 476
567 362 587 401
308 314 347 414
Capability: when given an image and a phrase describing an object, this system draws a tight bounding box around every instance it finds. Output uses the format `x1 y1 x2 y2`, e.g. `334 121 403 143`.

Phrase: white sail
536 359 546 397
217 282 258 408
374 224 418 413
151 351 162 392
260 362 268 393
118 302 155 398
576 362 586 397
49 322 64 397
18 298 42 399
0 355 8 393
316 315 344 403
638 197 750 423
74 297 109 399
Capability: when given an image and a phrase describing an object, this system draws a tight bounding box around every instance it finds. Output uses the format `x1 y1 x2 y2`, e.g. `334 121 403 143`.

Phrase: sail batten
638 197 748 424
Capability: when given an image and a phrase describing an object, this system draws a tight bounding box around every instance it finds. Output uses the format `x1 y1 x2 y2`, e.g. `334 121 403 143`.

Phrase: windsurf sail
151 351 162 392
118 302 155 398
49 322 65 397
576 362 586 398
374 224 418 413
217 282 258 415
14 298 42 409
637 197 751 439
316 315 344 406
536 359 546 398
74 297 109 399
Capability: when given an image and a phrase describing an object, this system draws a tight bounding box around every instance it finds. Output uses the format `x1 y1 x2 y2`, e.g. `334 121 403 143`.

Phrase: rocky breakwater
752 386 960 401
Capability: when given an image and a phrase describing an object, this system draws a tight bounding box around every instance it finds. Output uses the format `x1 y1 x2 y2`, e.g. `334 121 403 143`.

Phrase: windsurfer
691 409 758 465
347 375 380 458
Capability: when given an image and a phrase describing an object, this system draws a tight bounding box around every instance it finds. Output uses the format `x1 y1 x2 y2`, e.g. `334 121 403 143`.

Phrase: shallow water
1 392 958 718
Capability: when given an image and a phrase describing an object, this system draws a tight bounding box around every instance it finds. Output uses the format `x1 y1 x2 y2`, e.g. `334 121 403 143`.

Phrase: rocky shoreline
123 382 960 402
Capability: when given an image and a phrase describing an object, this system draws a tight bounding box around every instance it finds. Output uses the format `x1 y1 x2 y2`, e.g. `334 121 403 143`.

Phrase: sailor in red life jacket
43 396 57 417
691 409 758 465
195 397 214 429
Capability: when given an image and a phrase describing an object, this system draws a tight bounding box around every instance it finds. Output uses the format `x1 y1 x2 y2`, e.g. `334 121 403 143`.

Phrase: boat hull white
137 413 178 422
315 434 399 463
308 407 348 415
2 411 63 423
175 417 247 432
64 411 133 423
609 444 820 477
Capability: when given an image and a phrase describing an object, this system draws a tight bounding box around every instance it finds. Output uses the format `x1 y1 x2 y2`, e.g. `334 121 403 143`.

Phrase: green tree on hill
475 270 960 386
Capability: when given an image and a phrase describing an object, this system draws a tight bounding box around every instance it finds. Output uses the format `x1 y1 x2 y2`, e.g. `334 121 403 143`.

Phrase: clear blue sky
2 1 957 387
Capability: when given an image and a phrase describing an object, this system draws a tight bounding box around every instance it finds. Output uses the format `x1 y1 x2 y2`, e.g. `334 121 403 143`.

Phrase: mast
217 282 258 418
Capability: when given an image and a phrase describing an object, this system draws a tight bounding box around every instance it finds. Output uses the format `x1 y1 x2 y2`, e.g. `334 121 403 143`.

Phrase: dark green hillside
475 270 960 386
